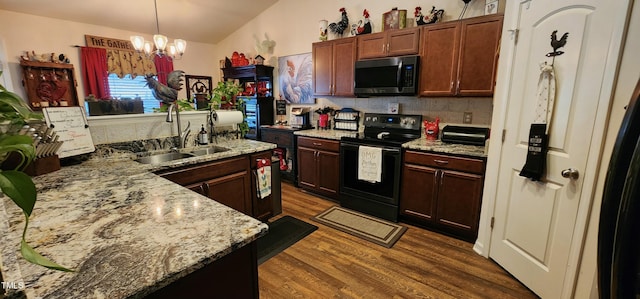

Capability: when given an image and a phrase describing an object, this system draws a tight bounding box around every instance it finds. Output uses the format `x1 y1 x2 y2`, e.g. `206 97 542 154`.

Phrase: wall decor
383 7 407 31
278 53 314 104
185 75 212 110
20 60 79 110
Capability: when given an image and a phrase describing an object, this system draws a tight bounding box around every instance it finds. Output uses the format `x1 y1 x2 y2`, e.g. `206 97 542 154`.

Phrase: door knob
561 168 579 180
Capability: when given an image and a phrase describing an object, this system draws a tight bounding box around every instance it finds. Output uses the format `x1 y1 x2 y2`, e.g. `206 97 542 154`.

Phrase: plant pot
318 114 330 129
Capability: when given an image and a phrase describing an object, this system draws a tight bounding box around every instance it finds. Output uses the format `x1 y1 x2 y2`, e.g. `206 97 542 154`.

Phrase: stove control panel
363 113 422 130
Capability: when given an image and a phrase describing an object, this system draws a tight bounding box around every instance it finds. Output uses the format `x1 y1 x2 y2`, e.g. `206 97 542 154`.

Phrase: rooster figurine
547 30 569 57
415 7 427 26
145 70 185 104
329 7 349 37
357 9 372 35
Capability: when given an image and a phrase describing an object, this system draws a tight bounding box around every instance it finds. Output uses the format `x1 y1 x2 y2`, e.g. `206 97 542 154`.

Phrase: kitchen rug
257 216 317 265
312 206 407 248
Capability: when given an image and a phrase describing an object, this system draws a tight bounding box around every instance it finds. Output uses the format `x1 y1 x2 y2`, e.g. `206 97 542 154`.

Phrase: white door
489 0 626 298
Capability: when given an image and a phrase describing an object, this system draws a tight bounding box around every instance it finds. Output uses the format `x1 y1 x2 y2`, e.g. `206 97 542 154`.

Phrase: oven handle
340 142 401 155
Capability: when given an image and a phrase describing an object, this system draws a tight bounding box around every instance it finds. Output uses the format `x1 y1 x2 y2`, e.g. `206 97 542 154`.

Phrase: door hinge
490 217 495 229
501 129 506 143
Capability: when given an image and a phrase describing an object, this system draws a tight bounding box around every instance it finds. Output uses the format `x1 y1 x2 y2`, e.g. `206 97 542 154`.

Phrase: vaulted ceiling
0 0 279 44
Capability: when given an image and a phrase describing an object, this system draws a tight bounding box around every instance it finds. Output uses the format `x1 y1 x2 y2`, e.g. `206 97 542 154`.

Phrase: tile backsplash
88 96 493 145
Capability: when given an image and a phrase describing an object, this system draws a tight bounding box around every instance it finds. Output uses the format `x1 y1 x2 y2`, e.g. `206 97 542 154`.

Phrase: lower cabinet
400 150 485 240
158 152 273 220
297 136 340 199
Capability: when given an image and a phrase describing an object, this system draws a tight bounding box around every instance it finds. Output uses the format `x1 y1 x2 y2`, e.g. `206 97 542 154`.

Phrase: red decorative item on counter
424 117 440 140
318 114 330 129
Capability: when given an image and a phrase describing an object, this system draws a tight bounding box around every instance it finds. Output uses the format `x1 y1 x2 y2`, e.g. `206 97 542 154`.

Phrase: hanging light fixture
130 0 186 59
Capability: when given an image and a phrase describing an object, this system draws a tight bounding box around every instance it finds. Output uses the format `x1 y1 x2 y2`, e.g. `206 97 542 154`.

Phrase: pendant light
130 0 186 59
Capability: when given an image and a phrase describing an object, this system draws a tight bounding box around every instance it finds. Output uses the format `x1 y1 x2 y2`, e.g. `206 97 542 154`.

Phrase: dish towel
256 159 272 199
358 146 382 183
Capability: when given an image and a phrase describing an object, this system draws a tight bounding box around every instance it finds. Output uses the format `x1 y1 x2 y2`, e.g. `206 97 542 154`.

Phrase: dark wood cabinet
297 136 340 199
250 151 274 221
158 155 254 218
400 150 485 240
222 65 274 139
312 37 356 96
419 14 503 97
357 27 420 59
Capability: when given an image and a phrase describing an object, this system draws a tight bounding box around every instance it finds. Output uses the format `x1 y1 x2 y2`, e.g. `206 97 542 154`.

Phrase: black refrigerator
598 78 640 299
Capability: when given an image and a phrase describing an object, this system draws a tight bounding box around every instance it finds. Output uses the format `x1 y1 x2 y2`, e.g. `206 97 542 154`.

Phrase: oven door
339 141 402 205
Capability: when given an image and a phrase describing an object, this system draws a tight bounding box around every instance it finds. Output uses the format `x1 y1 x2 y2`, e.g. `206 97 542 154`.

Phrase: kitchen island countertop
0 139 275 298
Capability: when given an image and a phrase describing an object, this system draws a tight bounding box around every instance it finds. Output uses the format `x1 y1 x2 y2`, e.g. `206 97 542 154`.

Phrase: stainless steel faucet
166 103 191 149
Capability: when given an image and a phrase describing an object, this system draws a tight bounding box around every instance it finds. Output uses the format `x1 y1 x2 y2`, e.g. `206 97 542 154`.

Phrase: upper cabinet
419 14 503 97
357 28 420 59
313 37 356 97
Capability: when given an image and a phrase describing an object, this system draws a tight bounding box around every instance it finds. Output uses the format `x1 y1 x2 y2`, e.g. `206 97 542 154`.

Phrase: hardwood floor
258 182 539 299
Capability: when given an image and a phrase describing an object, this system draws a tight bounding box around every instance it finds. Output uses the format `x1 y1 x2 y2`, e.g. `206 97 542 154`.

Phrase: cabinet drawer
158 156 248 186
261 130 293 147
404 151 484 174
297 136 339 152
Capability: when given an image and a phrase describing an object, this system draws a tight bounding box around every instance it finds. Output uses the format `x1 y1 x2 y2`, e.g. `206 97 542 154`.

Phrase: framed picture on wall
185 75 212 110
278 53 314 104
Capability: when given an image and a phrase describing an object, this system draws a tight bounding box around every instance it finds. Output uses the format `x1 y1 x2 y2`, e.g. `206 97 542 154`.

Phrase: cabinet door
205 170 252 215
419 22 461 96
316 150 340 199
297 146 318 190
312 41 333 95
332 38 356 96
399 163 438 222
251 151 273 221
436 169 483 237
387 28 420 57
357 31 387 59
457 15 503 96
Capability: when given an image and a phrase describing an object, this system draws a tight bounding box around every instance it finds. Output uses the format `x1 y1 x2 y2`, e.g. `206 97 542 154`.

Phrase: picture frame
278 53 314 104
185 75 212 110
485 0 499 15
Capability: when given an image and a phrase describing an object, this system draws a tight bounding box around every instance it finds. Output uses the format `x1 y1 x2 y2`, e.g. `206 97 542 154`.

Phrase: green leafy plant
152 98 196 113
314 106 335 115
209 80 242 110
0 73 73 272
210 81 249 137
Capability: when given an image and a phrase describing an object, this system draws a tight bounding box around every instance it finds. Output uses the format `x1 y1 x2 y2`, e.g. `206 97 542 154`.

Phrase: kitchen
0 0 639 298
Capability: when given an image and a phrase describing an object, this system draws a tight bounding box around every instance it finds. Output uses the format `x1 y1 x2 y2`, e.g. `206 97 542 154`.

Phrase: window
106 73 160 114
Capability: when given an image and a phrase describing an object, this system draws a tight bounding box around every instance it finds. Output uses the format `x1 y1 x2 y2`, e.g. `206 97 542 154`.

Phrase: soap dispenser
198 124 209 145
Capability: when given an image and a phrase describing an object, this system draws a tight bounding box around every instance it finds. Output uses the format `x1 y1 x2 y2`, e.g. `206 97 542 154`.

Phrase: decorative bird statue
548 30 569 57
415 7 427 26
424 6 445 24
329 7 349 36
145 70 185 104
353 9 372 35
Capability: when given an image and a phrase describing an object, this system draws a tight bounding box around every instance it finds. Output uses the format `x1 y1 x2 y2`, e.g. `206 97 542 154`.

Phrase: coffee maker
290 107 313 129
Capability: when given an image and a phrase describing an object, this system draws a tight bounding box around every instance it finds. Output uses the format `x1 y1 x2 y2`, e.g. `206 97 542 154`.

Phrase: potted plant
0 73 72 272
209 81 249 137
314 106 335 129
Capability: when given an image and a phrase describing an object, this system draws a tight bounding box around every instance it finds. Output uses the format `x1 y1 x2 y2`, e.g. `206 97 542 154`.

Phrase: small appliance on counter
290 107 313 129
441 125 490 146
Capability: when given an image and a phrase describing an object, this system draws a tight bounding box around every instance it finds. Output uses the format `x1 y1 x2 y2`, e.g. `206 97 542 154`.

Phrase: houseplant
314 106 335 129
0 73 72 272
209 81 249 137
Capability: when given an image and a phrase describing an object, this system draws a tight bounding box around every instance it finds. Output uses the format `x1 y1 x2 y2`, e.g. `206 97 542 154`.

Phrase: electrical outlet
463 112 473 124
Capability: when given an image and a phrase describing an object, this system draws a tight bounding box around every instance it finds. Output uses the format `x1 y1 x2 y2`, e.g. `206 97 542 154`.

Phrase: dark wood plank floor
258 182 539 299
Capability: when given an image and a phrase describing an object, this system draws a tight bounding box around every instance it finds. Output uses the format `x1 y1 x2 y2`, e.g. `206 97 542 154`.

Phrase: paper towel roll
212 110 244 125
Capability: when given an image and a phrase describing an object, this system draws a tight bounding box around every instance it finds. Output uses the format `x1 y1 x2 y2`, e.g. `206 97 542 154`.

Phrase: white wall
0 9 218 106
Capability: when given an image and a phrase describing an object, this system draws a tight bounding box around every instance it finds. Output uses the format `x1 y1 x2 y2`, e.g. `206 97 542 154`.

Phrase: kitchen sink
189 146 230 156
135 152 195 164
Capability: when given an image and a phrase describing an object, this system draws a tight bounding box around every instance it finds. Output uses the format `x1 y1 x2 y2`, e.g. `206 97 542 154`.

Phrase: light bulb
153 34 168 53
130 36 145 52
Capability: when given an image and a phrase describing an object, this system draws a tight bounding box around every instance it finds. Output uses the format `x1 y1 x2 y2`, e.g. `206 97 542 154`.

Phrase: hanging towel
256 159 272 199
358 146 382 183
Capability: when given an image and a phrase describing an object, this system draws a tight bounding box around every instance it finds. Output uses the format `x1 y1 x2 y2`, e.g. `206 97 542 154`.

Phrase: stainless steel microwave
354 55 419 96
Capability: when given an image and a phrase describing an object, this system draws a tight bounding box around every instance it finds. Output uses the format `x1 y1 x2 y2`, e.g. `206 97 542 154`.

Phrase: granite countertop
293 128 358 141
403 138 488 158
0 139 275 298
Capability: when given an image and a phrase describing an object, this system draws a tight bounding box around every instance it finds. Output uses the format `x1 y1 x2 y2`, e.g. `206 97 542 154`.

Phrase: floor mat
257 215 318 265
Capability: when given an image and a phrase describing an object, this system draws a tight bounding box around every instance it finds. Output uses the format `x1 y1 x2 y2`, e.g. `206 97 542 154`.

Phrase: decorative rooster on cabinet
145 70 185 104
329 7 349 36
353 9 372 35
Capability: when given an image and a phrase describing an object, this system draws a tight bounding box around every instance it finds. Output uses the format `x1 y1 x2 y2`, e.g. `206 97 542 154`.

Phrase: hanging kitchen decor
519 30 569 181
